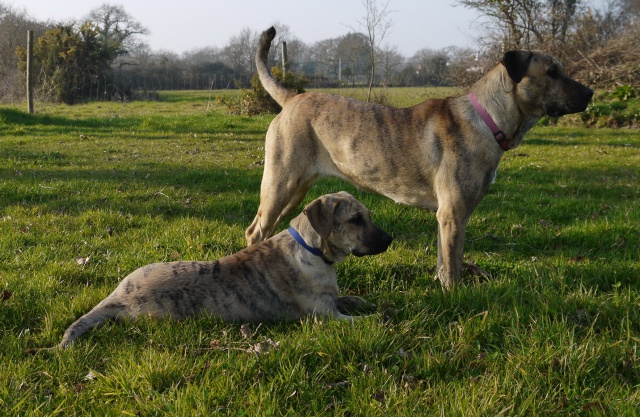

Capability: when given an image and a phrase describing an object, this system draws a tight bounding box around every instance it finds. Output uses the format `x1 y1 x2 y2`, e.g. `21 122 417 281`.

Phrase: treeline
458 0 640 88
1 1 638 104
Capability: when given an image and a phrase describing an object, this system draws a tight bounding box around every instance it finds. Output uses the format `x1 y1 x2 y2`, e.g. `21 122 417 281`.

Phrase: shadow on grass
0 107 270 139
525 127 640 147
3 167 262 225
1 107 130 129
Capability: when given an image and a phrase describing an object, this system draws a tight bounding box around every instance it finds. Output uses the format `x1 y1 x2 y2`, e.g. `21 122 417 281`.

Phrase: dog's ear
304 197 341 239
501 50 533 84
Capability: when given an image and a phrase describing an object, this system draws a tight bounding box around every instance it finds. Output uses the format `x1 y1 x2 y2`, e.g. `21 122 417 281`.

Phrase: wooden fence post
281 41 287 76
27 30 34 114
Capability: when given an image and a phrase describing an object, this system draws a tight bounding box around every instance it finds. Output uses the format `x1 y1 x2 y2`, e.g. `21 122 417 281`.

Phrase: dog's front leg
331 311 356 321
435 204 469 290
336 295 374 315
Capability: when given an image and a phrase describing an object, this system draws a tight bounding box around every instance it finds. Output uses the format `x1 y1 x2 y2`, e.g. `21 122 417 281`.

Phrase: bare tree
570 0 640 87
0 3 48 100
267 22 292 68
353 0 394 101
457 0 639 87
378 44 404 86
455 0 582 55
183 46 221 66
337 32 370 86
85 4 149 57
310 37 341 80
455 0 543 50
412 48 450 86
222 27 257 84
280 38 308 73
445 46 482 87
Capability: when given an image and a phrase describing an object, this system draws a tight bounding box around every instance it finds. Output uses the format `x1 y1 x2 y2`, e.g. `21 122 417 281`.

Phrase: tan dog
246 26 593 289
59 192 392 348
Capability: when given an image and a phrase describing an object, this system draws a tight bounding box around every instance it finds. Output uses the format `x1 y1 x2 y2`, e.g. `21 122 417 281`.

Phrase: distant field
160 86 465 109
1 90 639 415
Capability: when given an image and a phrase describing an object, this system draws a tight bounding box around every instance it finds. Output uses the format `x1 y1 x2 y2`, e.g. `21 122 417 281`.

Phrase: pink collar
469 93 509 151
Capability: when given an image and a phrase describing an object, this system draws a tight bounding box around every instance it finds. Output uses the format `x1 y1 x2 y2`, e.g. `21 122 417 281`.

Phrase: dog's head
501 50 593 117
303 191 392 262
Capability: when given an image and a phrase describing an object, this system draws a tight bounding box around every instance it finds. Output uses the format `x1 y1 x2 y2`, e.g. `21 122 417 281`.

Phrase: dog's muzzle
352 228 393 257
546 82 594 117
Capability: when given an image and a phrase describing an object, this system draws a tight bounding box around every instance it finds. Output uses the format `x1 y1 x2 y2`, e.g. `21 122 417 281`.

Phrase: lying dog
246 26 593 289
58 192 392 348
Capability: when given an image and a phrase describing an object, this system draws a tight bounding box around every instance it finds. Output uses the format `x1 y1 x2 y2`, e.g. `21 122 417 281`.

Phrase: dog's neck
290 216 352 264
288 217 340 265
469 92 509 151
469 65 543 151
288 226 334 265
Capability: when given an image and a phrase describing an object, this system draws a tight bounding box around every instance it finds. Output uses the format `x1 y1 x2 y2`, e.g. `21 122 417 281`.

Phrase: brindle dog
246 26 593 289
59 192 391 348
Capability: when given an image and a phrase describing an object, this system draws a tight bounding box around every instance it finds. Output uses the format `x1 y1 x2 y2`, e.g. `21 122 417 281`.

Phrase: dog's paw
463 261 490 279
336 296 375 315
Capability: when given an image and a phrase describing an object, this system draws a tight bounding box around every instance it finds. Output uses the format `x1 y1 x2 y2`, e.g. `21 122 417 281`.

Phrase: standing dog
59 192 392 348
246 26 593 289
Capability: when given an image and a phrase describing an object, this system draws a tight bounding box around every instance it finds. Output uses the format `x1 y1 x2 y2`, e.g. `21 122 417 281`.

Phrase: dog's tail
59 298 127 348
256 26 295 107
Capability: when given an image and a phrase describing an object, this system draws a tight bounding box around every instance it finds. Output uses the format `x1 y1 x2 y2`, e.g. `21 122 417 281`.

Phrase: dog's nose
583 87 594 101
380 231 393 249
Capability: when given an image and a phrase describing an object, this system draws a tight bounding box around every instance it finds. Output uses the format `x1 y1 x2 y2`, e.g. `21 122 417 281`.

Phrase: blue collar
288 226 333 265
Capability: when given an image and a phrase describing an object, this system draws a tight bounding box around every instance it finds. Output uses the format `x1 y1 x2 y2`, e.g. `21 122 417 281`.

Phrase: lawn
1 89 639 415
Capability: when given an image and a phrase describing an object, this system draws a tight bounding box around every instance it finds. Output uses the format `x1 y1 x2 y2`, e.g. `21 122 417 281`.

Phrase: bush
580 86 640 128
17 23 120 104
239 66 308 115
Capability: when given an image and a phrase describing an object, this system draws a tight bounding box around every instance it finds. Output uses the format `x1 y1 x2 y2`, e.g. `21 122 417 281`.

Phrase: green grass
1 91 639 415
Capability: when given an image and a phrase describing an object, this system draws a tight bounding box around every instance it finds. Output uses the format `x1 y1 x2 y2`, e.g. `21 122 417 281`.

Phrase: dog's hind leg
59 299 129 348
246 162 318 245
275 180 317 223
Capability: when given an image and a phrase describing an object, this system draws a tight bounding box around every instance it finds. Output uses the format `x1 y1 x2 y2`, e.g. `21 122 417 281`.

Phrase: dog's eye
350 214 364 224
547 66 558 77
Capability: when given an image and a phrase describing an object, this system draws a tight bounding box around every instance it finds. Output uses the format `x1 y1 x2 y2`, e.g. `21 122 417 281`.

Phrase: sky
14 0 482 57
